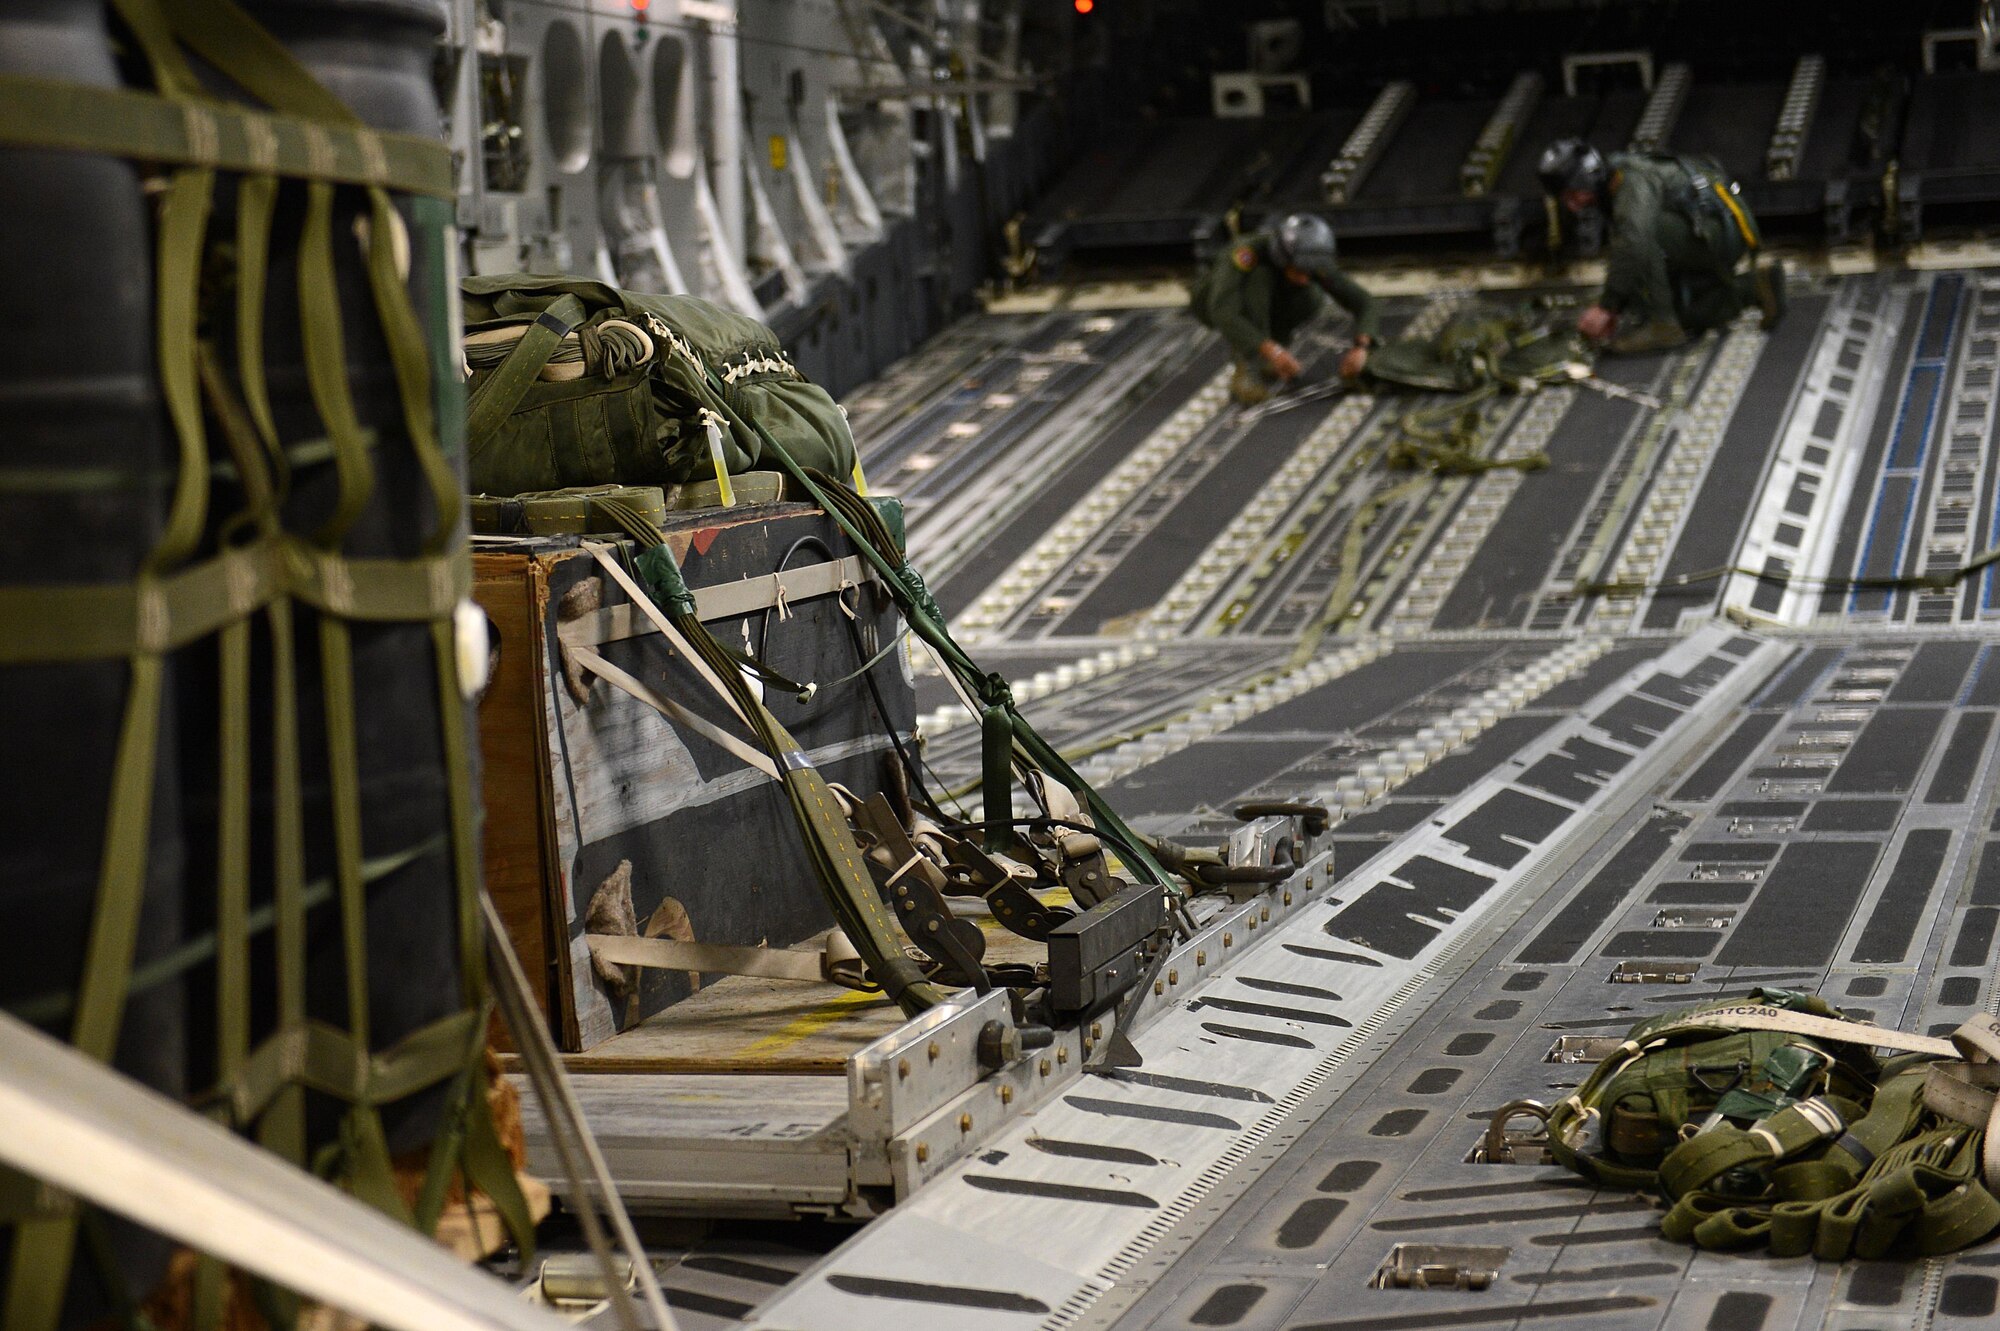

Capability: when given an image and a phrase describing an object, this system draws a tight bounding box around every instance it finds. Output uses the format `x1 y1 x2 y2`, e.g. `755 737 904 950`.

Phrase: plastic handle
705 418 735 507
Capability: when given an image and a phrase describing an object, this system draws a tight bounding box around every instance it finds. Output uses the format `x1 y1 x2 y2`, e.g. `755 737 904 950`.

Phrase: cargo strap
566 642 779 778
0 74 452 197
1557 1005 2000 1260
694 380 1177 897
1609 1005 1961 1060
1 1 530 1324
465 296 586 449
470 485 670 538
582 531 946 1015
586 934 871 990
0 537 467 662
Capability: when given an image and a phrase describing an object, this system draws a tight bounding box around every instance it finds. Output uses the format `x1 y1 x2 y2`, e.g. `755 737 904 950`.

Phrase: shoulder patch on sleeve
1232 245 1258 272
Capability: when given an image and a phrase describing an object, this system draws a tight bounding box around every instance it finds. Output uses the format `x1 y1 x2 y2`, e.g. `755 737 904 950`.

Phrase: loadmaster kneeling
1190 213 1379 406
1539 137 1786 355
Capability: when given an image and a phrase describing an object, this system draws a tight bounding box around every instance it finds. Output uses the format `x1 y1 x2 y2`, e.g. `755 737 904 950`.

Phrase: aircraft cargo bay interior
11 3 2000 1331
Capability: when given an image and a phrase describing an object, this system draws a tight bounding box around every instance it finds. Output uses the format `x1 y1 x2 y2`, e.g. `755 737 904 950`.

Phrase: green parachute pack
461 273 858 497
1366 302 1585 395
1364 301 1587 474
1536 990 2000 1260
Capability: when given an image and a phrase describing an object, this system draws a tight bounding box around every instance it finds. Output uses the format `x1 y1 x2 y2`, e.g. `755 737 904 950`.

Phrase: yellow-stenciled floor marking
736 986 884 1059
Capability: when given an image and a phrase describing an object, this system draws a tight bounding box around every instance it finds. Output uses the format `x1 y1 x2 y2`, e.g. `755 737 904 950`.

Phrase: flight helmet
1538 137 1609 204
1267 213 1338 276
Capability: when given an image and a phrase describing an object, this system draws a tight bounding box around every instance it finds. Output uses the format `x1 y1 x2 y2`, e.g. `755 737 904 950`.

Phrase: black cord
765 533 964 820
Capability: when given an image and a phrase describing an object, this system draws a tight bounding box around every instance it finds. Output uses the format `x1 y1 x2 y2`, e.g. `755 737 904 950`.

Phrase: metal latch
1728 817 1795 835
1545 1035 1627 1063
1610 959 1698 983
1371 1243 1508 1290
1653 909 1734 930
1469 1100 1552 1164
1688 863 1761 882
536 1253 634 1308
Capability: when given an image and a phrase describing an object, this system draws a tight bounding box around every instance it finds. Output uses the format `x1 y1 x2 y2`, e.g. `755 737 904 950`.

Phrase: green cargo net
0 2 531 1325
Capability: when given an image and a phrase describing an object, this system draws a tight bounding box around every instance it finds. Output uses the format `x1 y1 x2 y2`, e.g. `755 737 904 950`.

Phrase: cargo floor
556 265 2000 1331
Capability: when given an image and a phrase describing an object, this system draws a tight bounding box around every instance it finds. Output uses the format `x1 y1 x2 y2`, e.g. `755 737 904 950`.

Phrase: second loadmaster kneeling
1539 138 1786 354
1191 213 1378 406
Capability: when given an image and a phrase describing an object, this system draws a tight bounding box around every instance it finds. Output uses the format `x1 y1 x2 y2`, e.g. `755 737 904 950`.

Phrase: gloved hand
1577 305 1619 343
1338 341 1370 380
1258 339 1302 381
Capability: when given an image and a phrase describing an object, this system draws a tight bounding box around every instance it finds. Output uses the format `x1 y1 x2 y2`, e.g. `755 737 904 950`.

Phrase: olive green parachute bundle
1365 302 1589 474
1536 990 2000 1260
1366 302 1585 395
461 274 857 497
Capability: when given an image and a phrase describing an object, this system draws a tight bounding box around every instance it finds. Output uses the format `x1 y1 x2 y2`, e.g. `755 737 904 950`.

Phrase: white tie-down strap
1920 1015 2000 1189
1643 1005 1961 1058
567 644 778 781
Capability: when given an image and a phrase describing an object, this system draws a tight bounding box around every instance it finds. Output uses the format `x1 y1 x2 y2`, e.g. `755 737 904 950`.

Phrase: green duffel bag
461 274 856 497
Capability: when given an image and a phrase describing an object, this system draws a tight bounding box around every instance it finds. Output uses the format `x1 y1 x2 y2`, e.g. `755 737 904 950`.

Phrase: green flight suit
1598 152 1762 351
1189 234 1380 382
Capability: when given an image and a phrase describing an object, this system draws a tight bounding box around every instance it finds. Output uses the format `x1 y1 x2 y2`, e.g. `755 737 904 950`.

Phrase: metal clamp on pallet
1045 884 1168 1014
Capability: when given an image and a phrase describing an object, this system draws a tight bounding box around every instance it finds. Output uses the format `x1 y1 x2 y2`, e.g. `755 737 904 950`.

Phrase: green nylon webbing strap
0 75 452 196
588 536 944 1015
738 447 1177 893
223 1011 481 1126
981 705 1015 853
2 652 168 1331
465 296 587 449
632 541 699 617
0 536 468 663
412 196 467 478
150 168 214 574
300 181 374 545
412 1060 476 1238
263 597 309 1168
366 191 461 554
777 748 943 1012
1658 1095 1855 1201
111 0 202 98
158 0 354 118
0 1170 73 1225
217 620 253 1081
1288 467 1428 670
237 174 283 456
318 621 371 1054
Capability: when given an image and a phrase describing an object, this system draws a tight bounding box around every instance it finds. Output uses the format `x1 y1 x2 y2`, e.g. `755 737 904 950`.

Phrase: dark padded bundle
461 273 857 498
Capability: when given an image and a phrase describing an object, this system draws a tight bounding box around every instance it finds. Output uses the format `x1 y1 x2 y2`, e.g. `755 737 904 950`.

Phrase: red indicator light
631 0 650 12
1074 0 1093 12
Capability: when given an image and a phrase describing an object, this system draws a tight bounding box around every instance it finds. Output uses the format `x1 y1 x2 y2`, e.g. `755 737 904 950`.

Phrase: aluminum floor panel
1101 630 2000 1331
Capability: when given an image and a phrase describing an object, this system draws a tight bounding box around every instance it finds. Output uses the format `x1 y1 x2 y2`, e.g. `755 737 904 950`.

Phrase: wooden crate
470 503 916 1052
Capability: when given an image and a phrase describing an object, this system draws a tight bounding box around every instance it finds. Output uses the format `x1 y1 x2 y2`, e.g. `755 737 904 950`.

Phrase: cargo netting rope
0 1 533 1326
